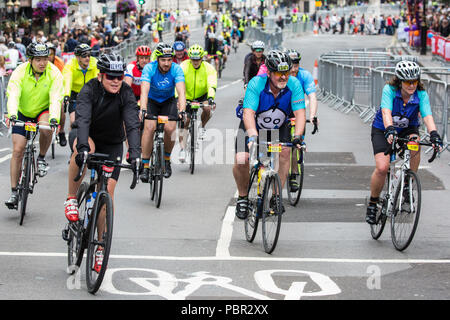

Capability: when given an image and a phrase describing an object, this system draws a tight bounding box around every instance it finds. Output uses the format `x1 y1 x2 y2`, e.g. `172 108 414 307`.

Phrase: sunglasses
254 49 264 53
104 74 124 81
273 71 290 77
80 53 91 58
403 80 418 86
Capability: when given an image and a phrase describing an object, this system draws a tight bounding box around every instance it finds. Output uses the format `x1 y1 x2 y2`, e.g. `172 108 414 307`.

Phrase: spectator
0 37 8 56
439 18 450 37
5 42 20 71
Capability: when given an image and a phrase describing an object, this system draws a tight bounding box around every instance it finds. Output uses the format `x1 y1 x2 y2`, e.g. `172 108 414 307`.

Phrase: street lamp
6 0 14 15
13 0 20 21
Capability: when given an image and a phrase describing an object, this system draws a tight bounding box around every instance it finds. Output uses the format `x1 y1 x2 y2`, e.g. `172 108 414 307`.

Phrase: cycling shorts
68 91 78 114
235 120 291 154
371 126 419 155
147 97 178 119
12 109 49 137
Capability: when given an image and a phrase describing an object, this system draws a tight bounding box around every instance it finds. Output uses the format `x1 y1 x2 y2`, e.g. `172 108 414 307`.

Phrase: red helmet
136 46 151 56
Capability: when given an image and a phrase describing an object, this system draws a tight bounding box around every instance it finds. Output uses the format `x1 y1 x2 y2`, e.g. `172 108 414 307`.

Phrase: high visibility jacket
62 56 99 97
180 60 217 100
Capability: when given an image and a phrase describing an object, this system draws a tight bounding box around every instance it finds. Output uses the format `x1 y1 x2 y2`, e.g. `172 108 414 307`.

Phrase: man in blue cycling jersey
233 50 306 220
140 43 186 181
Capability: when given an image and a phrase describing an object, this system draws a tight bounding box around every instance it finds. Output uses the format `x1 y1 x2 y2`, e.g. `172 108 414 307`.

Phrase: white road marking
1 251 450 264
0 153 12 163
0 147 11 152
217 79 242 90
215 206 236 257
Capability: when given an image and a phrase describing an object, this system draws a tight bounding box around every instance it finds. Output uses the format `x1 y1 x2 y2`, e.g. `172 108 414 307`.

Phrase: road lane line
1 251 450 264
215 205 236 257
218 79 242 91
0 153 12 163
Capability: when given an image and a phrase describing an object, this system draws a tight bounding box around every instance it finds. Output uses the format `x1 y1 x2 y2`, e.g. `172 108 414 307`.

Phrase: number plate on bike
157 116 169 124
25 122 37 132
268 144 282 153
289 118 296 126
407 142 419 151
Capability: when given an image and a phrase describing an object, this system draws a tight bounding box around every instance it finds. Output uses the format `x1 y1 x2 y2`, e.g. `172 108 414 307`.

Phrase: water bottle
84 192 97 228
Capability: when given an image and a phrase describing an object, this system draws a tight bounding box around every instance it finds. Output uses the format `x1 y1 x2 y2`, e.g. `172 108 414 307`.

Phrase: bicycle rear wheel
19 153 32 226
287 148 304 206
86 192 114 294
261 174 283 254
245 167 260 243
370 172 389 240
189 120 195 175
391 170 421 251
68 182 89 271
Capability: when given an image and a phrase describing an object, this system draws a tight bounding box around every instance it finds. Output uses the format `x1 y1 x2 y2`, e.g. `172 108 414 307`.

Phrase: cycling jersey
125 61 143 98
62 56 99 98
52 56 65 72
140 60 185 103
372 84 432 133
242 74 305 130
173 51 189 64
243 52 265 85
180 60 217 101
6 61 64 121
296 68 316 95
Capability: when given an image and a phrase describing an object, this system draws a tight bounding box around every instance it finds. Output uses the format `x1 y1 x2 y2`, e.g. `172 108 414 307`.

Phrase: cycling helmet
251 40 265 51
208 33 216 39
136 45 151 56
8 41 15 49
154 42 174 58
395 60 421 81
46 42 56 51
284 48 301 64
74 43 92 56
217 35 224 42
26 43 49 58
188 44 205 60
173 41 186 52
265 50 292 72
97 53 126 75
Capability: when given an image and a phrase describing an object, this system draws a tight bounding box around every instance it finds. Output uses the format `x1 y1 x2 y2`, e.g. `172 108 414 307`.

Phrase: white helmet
395 60 420 81
217 35 224 42
208 32 216 39
251 40 265 50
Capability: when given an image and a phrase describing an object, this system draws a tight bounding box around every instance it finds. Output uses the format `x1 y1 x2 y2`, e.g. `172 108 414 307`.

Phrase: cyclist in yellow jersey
4 43 63 209
178 44 217 162
62 43 99 132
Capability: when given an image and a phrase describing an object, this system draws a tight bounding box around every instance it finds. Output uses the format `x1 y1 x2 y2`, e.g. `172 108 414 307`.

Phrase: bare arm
243 108 257 138
175 81 186 112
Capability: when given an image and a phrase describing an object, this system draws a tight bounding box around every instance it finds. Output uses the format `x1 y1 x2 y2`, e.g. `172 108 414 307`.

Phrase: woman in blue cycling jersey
366 61 443 225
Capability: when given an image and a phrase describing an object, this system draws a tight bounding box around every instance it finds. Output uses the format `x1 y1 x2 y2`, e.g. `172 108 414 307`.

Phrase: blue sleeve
172 64 185 83
418 90 432 118
300 70 316 95
289 77 306 111
243 76 263 112
141 63 155 83
380 84 396 110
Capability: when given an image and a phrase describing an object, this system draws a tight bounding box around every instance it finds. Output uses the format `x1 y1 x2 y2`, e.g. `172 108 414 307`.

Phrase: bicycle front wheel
287 148 304 206
245 167 259 243
370 172 389 240
189 120 195 175
261 174 283 254
19 153 32 226
391 170 421 251
86 192 114 294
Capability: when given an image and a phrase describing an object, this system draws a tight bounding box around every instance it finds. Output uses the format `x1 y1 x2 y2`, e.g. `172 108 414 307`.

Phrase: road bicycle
9 120 53 225
245 140 292 254
142 112 180 208
232 35 239 53
50 129 60 159
62 152 138 294
183 101 215 175
286 117 318 206
370 136 438 251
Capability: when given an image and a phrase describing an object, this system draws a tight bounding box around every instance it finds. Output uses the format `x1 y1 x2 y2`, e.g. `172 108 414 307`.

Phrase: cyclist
140 43 186 181
221 27 232 55
178 44 217 162
64 53 141 272
243 41 265 89
216 35 228 69
230 26 241 49
365 61 443 225
125 45 152 102
62 43 99 133
4 43 63 209
173 41 189 64
47 42 67 146
233 50 306 219
205 33 220 73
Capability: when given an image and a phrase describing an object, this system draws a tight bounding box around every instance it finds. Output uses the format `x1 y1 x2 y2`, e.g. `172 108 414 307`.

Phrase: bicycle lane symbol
100 268 341 299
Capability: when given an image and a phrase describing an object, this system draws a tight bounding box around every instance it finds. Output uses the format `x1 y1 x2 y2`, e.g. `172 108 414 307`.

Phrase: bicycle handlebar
11 120 53 131
384 136 439 163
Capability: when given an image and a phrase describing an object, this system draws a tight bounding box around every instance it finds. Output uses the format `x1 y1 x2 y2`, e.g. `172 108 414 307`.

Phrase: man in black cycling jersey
243 40 265 88
64 53 141 224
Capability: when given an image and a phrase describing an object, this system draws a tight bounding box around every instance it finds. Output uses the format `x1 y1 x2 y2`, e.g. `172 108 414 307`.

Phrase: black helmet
284 48 301 64
97 53 126 75
26 43 49 58
74 43 92 56
154 42 174 58
265 50 292 72
46 42 56 52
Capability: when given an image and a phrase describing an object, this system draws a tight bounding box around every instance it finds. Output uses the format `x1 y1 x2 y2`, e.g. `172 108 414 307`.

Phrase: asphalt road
1 32 450 302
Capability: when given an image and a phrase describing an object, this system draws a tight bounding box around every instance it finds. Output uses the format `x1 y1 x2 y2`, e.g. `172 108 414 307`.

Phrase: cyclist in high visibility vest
238 18 246 42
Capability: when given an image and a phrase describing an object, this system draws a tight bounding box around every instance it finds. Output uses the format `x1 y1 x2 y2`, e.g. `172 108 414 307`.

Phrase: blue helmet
173 41 186 52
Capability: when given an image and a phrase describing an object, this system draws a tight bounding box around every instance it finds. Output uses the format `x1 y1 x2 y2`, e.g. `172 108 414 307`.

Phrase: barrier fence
317 49 450 159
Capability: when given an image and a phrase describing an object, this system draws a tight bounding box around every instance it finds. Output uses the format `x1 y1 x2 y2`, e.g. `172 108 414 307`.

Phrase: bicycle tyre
261 174 283 254
391 170 421 251
155 143 164 208
370 172 389 240
245 167 259 243
68 182 90 271
86 192 114 294
189 119 195 175
150 150 157 201
287 148 304 206
51 141 55 159
19 153 32 226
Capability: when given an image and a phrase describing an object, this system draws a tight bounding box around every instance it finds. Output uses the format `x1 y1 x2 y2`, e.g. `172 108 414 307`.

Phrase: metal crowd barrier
317 49 450 159
0 75 10 135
